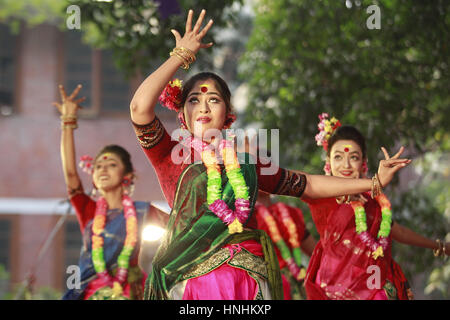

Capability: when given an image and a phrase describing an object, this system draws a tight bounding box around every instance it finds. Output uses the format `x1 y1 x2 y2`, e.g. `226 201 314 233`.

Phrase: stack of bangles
61 114 78 129
433 239 447 257
371 173 383 199
170 47 196 70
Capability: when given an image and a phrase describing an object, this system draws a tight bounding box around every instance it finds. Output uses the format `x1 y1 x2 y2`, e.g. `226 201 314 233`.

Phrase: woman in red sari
129 9 412 300
303 114 449 300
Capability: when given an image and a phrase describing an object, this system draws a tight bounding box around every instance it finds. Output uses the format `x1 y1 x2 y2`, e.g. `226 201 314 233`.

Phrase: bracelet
170 47 196 70
60 115 77 121
61 120 78 129
371 174 382 199
433 239 445 257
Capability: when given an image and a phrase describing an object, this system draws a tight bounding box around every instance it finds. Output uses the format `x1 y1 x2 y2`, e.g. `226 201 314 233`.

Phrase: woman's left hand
377 146 411 187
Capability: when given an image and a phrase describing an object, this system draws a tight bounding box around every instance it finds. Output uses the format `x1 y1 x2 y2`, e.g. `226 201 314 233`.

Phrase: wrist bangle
433 239 444 257
371 174 382 199
170 47 196 70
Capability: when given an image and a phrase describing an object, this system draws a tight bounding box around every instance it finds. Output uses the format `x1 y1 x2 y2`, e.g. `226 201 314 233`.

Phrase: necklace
349 193 392 260
185 135 250 234
91 195 138 293
257 204 306 280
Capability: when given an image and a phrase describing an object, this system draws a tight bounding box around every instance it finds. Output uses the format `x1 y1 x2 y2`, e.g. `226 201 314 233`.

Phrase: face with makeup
92 152 128 192
328 140 365 179
183 79 227 140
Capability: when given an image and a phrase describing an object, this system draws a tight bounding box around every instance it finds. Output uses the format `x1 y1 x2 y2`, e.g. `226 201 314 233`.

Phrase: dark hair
327 126 367 158
180 72 233 113
95 145 134 175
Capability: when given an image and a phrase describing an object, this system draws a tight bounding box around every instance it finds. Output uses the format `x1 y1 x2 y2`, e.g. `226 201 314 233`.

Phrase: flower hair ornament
159 78 236 130
79 155 94 175
315 113 341 152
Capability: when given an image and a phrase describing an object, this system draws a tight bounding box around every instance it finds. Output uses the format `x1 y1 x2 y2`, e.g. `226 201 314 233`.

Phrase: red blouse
132 117 307 209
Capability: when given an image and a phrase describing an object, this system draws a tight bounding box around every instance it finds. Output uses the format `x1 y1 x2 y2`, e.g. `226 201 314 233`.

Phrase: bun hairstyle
327 126 367 159
95 145 134 175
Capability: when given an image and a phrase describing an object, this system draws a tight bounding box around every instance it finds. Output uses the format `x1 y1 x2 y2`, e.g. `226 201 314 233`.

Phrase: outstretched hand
53 84 85 116
377 146 411 187
170 9 214 54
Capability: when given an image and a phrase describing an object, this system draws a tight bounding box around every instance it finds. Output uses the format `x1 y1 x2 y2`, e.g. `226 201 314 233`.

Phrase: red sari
303 194 411 300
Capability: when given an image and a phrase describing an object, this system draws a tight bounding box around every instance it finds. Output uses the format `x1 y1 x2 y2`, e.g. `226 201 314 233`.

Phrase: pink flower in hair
315 113 341 151
79 155 94 175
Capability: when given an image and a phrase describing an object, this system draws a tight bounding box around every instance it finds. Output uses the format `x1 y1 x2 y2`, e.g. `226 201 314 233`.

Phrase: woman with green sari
129 9 411 300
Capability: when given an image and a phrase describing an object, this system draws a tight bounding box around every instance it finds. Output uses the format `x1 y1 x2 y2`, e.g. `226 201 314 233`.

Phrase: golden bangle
170 47 196 70
433 239 443 257
170 51 190 70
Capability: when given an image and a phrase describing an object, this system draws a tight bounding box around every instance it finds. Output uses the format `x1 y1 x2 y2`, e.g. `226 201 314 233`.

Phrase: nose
344 156 351 168
199 98 211 114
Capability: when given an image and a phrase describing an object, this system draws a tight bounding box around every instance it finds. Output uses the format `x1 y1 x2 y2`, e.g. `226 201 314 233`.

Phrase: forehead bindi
332 141 362 155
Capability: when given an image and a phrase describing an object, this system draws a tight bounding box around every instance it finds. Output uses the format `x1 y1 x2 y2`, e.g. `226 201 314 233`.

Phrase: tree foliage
241 0 449 171
68 0 243 76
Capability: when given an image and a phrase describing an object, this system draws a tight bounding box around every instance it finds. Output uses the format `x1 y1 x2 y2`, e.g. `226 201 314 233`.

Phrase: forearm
60 127 81 190
302 173 372 199
391 222 437 249
130 56 183 125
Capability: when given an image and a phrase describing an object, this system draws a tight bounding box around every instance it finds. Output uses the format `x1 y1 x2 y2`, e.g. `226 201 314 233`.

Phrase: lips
340 171 354 177
196 116 211 124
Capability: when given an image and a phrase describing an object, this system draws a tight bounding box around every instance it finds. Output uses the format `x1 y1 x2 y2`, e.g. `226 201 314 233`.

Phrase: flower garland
257 204 306 280
315 113 341 151
350 193 392 260
91 195 138 295
184 134 250 234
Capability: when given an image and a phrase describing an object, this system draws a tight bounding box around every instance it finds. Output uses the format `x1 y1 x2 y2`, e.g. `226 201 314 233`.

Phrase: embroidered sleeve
132 116 165 149
273 168 307 198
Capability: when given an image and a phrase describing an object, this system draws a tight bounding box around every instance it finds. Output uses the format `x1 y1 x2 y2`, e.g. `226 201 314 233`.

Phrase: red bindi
200 86 208 93
344 148 349 152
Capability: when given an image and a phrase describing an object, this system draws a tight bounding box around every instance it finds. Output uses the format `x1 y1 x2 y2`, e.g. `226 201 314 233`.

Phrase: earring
178 112 188 130
324 162 331 176
122 177 135 196
361 161 369 178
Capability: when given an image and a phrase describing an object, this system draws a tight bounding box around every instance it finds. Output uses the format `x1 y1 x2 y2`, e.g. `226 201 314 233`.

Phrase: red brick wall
0 23 178 292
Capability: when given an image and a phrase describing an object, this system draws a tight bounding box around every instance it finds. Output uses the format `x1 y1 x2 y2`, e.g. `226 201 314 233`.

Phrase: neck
100 188 124 210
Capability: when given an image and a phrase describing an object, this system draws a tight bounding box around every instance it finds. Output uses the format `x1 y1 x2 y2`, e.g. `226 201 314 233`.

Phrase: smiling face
92 153 126 192
183 79 227 140
328 139 365 179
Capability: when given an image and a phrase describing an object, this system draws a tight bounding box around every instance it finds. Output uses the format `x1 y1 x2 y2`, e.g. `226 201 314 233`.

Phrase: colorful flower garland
350 193 392 260
91 195 138 294
184 134 250 234
258 204 306 280
315 113 341 151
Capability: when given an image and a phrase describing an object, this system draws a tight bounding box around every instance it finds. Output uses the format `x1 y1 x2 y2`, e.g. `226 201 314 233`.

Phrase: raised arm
130 9 214 125
53 84 85 195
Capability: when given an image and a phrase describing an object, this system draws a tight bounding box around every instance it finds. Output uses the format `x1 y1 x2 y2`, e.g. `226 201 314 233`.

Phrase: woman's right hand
377 146 411 187
170 9 214 55
53 84 85 116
